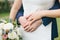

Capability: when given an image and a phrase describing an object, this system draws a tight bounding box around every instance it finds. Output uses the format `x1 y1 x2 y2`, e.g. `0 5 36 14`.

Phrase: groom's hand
18 16 29 27
24 19 42 32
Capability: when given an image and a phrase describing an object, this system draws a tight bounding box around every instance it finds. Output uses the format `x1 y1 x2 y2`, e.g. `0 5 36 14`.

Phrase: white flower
8 31 17 39
0 36 2 40
0 30 2 36
3 23 14 31
16 36 19 40
0 23 5 29
16 28 22 36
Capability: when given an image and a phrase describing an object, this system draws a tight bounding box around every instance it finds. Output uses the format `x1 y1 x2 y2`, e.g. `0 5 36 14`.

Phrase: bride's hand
24 19 42 32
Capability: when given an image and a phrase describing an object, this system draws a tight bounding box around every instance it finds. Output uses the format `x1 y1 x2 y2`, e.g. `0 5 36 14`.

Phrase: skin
10 0 60 32
25 9 60 26
19 16 42 32
25 10 60 25
9 0 22 21
59 0 60 2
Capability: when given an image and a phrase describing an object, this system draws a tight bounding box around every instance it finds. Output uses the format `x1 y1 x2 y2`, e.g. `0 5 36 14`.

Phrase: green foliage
0 0 11 12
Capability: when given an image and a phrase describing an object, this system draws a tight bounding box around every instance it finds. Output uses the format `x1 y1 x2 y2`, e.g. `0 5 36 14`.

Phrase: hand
24 19 42 32
18 16 29 27
25 11 44 25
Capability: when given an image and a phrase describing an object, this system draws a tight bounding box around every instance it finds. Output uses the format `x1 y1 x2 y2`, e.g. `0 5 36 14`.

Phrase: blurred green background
0 0 60 40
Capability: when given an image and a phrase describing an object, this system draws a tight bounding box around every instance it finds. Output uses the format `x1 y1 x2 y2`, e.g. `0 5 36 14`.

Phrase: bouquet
0 19 22 40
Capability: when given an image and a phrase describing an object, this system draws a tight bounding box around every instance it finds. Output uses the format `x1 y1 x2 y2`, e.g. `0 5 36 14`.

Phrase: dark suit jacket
16 0 60 38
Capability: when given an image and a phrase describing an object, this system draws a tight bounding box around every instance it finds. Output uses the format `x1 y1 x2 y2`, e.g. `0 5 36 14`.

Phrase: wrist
36 10 46 18
41 10 50 17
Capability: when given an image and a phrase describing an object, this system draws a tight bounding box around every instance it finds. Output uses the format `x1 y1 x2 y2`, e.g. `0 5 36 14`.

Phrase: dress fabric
20 0 55 40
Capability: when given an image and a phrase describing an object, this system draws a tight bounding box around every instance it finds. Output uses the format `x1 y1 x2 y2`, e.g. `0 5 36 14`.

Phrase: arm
42 9 60 18
25 9 60 25
9 0 22 21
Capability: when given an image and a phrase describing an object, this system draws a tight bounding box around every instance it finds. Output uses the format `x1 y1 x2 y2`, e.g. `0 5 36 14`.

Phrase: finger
29 19 36 25
23 22 29 28
28 16 33 21
26 26 33 32
30 28 35 32
25 14 32 19
24 26 30 31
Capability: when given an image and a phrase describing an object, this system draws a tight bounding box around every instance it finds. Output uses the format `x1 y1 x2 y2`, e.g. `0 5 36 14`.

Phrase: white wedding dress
20 0 55 40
